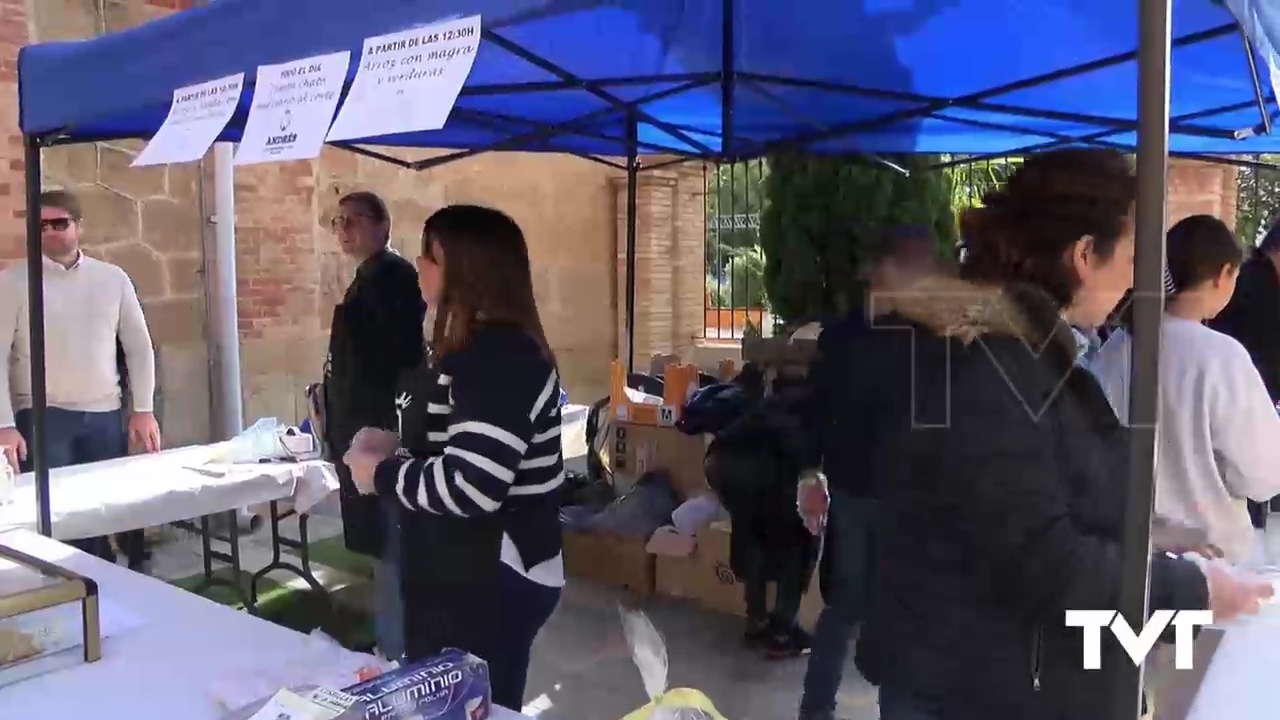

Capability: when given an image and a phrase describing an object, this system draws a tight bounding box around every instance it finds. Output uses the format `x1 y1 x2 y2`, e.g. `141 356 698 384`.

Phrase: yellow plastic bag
620 688 727 720
618 607 728 720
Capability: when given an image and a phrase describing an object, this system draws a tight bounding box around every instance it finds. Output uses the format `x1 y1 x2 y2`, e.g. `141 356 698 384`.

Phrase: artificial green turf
170 568 375 650
301 536 376 579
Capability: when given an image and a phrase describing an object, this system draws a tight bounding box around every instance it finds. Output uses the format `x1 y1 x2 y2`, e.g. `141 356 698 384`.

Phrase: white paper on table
236 51 351 166
134 73 244 167
326 15 481 142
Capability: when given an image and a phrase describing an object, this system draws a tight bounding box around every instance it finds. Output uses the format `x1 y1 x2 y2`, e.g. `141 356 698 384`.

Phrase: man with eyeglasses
322 191 425 660
0 189 160 567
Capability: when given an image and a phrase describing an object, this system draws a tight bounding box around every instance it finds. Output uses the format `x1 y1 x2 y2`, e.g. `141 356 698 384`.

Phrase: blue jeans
375 506 405 661
16 408 129 561
799 492 878 720
878 687 945 720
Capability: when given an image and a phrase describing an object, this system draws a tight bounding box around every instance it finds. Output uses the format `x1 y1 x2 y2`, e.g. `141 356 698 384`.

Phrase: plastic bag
216 418 285 463
618 607 727 720
210 628 390 713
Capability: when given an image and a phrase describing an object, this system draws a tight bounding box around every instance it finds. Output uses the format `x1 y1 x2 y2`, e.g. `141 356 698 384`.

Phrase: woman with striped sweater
344 205 564 708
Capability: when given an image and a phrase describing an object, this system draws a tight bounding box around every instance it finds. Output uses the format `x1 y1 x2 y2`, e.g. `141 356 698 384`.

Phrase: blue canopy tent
14 1 1280 716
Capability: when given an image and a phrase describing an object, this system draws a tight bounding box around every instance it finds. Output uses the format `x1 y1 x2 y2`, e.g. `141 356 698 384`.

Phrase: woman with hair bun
849 149 1273 720
1091 214 1280 563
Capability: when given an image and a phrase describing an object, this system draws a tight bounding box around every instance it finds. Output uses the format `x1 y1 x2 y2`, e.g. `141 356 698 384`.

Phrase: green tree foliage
759 154 957 323
706 246 769 309
1237 158 1280 246
705 161 768 276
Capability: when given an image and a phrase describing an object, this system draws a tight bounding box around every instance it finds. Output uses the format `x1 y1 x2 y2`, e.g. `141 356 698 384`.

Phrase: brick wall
234 148 622 422
613 161 706 364
1167 158 1239 229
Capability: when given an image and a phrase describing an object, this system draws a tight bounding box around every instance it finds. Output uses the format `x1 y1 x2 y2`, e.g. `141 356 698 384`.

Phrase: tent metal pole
1239 29 1273 135
623 114 639 375
1116 0 1171 715
22 135 51 537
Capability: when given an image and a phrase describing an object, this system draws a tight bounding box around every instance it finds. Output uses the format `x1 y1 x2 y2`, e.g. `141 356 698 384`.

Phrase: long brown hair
421 205 553 361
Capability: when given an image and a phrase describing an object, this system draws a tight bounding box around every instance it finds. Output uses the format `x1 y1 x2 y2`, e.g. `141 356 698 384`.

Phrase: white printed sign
326 14 481 142
235 51 351 165
657 405 677 426
134 73 244 167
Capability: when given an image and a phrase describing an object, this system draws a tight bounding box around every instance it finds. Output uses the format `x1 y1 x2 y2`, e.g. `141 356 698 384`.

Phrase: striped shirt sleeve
373 352 551 517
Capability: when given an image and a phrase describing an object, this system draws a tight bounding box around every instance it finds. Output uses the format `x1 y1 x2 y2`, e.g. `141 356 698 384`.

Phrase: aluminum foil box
343 649 490 720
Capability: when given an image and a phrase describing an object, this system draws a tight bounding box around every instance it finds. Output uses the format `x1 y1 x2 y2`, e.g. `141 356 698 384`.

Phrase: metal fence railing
703 159 771 340
1237 156 1280 246
699 154 1280 342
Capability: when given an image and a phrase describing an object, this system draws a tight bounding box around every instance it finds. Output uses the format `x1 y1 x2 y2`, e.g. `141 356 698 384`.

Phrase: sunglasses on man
40 218 74 231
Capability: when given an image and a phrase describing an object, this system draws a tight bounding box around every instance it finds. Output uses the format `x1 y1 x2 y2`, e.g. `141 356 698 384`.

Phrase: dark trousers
878 687 945 720
489 563 561 709
799 493 878 720
15 408 143 565
741 542 806 628
1249 499 1269 529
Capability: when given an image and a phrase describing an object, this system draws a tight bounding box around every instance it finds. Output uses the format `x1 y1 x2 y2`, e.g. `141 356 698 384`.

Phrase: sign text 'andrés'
235 50 350 166
1065 609 1213 670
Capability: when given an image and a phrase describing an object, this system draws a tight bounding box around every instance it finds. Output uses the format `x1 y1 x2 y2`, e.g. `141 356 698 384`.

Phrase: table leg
172 511 256 614
247 501 331 610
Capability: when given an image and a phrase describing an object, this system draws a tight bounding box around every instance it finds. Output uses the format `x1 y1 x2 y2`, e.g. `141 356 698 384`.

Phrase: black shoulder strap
394 360 440 456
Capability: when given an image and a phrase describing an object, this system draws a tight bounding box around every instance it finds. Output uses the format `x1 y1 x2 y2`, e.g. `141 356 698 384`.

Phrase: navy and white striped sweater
373 323 566 587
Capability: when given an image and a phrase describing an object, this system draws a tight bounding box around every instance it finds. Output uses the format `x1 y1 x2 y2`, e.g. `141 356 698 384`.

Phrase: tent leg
1117 0 1171 716
623 114 639 375
23 135 51 538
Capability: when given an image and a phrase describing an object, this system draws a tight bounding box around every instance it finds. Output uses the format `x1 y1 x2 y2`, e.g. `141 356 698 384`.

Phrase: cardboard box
654 553 699 600
562 528 655 596
609 422 708 500
686 521 824 629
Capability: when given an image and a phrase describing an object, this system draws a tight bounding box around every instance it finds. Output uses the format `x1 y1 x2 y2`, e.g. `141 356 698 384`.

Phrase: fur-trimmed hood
868 274 1080 377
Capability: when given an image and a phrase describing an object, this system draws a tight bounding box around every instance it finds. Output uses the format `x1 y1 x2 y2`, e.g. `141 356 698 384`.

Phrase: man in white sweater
0 190 161 565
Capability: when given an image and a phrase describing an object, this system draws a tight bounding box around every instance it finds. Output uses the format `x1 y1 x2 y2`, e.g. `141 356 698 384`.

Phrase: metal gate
703 159 768 339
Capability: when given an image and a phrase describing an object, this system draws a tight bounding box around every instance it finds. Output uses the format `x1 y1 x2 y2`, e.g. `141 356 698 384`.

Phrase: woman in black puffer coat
855 149 1273 720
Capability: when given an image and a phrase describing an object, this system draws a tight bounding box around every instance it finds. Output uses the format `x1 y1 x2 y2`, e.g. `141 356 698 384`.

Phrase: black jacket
801 297 917 500
704 391 818 589
324 248 426 557
853 275 1209 720
1210 251 1280 403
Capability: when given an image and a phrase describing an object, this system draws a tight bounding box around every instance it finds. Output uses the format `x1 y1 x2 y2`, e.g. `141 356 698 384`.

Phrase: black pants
488 563 561 708
741 542 806 628
1249 499 1269 529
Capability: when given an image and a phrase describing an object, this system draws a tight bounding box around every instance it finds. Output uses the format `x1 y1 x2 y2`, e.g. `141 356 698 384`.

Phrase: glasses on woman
330 213 374 232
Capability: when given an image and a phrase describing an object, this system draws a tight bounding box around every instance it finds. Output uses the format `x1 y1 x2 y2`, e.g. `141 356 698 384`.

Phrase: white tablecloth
1185 531 1280 719
0 445 337 540
0 529 531 719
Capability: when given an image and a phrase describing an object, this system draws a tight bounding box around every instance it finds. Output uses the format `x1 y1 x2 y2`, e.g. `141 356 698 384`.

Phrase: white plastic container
0 454 15 506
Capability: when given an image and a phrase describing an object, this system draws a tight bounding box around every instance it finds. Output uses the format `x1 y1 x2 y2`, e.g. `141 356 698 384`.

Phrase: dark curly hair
959 149 1137 308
